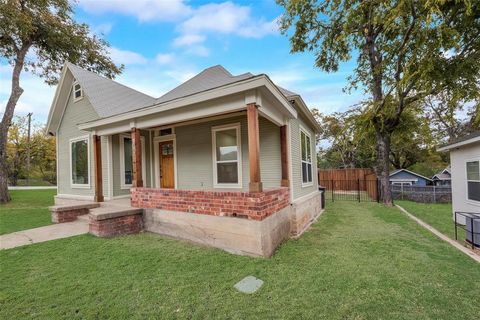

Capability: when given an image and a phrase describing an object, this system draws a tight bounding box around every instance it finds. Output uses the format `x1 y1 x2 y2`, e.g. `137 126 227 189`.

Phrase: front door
159 141 175 188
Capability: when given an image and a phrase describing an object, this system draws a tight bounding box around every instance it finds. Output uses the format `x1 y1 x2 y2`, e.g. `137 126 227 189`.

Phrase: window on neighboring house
120 134 146 188
70 137 89 187
212 124 241 187
73 82 83 101
466 160 480 201
301 128 313 185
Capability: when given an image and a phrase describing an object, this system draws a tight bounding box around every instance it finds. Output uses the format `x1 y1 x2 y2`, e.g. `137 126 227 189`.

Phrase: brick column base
89 214 143 237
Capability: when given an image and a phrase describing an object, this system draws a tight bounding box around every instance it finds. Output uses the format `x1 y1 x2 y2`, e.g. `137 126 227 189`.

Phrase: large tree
0 0 122 202
278 0 480 205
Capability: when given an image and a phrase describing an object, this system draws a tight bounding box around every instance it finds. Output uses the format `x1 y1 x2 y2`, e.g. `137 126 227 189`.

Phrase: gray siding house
46 63 323 257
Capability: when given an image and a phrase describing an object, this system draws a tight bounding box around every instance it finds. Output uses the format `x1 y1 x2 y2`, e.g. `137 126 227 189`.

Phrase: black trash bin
318 186 326 208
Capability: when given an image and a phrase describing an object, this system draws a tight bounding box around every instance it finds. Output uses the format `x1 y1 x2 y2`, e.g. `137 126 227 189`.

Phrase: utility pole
26 112 32 185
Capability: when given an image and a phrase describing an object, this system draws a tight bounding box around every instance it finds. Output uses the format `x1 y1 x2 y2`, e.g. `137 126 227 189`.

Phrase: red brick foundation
131 187 289 221
89 214 143 237
49 203 99 223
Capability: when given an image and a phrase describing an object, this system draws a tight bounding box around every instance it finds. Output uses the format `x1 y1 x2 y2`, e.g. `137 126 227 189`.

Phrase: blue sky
0 0 363 124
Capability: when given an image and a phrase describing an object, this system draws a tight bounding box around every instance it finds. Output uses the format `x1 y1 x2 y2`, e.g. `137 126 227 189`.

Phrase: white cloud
155 53 174 65
177 2 278 39
0 63 55 122
77 0 191 22
173 34 206 47
185 45 210 57
109 47 148 65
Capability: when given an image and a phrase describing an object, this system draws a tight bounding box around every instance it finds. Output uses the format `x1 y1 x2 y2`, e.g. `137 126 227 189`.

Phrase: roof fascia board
45 66 68 134
438 136 480 151
79 75 296 131
289 95 321 133
389 168 433 182
92 97 247 135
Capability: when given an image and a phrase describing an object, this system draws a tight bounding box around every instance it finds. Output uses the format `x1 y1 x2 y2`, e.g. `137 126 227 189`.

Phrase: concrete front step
89 206 143 221
77 214 90 222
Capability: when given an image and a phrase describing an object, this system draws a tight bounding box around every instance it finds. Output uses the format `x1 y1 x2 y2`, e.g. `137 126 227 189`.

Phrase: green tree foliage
278 0 480 204
0 0 122 202
6 116 57 186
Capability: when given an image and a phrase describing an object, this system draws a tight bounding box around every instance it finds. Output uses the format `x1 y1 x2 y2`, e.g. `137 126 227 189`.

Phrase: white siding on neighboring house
450 142 480 222
57 85 100 198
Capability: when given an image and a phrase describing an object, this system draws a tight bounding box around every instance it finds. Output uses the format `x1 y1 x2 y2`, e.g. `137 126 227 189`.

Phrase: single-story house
438 131 480 224
45 63 323 257
432 167 451 186
389 169 433 186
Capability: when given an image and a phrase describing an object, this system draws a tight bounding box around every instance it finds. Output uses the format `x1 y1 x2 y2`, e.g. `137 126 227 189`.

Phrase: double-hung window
212 124 241 188
301 128 313 186
73 82 83 101
70 136 90 187
466 160 480 202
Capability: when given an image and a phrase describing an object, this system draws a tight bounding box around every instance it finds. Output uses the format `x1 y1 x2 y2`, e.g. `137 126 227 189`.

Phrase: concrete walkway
0 219 88 250
8 186 57 190
396 205 480 263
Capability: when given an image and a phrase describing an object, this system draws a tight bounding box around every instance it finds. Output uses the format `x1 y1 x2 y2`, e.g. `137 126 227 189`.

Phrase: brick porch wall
131 187 290 221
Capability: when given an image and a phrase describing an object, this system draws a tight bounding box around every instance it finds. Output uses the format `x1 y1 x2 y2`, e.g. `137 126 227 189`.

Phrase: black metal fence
392 185 452 203
321 179 379 202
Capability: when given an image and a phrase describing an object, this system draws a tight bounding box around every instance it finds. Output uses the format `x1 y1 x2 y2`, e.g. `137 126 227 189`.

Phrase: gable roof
432 173 451 180
438 131 480 151
66 62 156 118
47 63 318 134
156 65 254 104
389 169 433 182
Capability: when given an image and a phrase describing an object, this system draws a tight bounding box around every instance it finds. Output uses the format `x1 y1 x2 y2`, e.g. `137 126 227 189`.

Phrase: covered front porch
90 103 291 206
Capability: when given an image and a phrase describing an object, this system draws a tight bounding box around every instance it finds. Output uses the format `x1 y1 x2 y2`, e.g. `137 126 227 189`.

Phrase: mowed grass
1 200 479 319
0 189 56 235
395 201 459 239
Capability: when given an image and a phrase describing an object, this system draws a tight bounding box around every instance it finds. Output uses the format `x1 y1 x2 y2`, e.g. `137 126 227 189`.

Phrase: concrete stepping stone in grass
234 276 264 294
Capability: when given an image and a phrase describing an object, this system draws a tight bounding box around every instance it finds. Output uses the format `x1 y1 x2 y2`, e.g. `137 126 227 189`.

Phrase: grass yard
0 189 56 235
1 200 479 319
395 201 459 239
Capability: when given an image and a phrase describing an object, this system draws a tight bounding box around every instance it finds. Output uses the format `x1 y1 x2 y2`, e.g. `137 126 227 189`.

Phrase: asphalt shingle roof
67 62 156 118
67 63 299 118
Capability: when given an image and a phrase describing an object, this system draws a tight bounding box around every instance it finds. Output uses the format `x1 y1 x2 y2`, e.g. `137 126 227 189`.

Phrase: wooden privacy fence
318 168 375 191
318 169 379 202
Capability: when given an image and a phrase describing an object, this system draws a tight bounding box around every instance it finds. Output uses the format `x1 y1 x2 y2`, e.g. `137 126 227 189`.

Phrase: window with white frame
466 160 480 202
301 128 313 185
212 124 241 187
73 82 83 101
120 134 146 188
70 137 89 187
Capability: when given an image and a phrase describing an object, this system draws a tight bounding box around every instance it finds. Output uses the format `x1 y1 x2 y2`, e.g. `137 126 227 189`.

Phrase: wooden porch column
280 125 289 187
247 103 262 192
93 134 104 202
131 127 143 188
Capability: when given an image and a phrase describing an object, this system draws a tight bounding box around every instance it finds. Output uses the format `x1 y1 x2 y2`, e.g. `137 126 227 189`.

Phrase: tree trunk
0 48 28 203
376 129 393 206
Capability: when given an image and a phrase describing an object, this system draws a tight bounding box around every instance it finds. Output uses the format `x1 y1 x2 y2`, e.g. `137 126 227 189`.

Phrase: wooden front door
159 141 175 188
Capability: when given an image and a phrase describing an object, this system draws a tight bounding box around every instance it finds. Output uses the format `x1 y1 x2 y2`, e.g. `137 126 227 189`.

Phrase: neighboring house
389 169 433 186
438 131 480 223
46 63 323 257
432 167 452 186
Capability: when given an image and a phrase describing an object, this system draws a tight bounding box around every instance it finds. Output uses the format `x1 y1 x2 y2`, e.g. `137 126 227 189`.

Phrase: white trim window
466 160 480 202
119 134 146 189
70 136 90 188
300 128 313 186
212 123 242 188
73 82 83 102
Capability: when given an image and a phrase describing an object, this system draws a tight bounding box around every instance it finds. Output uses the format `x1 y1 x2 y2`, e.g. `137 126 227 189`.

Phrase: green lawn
395 201 460 239
0 189 56 235
1 200 479 319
